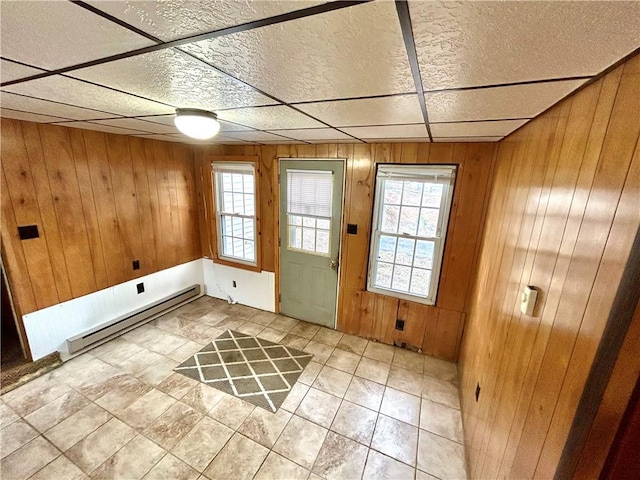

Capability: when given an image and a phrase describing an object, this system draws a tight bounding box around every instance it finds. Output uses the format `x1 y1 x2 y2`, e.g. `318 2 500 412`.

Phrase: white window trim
366 164 457 305
212 162 258 267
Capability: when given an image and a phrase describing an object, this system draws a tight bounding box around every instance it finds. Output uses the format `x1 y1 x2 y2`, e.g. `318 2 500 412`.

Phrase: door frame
0 256 31 361
274 158 346 328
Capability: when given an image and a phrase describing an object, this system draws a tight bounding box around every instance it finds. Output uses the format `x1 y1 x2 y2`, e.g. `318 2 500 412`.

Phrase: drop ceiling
1 0 638 145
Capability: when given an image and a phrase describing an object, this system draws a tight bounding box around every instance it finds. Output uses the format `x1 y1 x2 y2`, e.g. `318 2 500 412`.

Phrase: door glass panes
286 170 333 256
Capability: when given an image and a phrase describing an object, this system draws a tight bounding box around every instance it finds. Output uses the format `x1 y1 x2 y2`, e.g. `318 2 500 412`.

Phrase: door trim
275 158 346 327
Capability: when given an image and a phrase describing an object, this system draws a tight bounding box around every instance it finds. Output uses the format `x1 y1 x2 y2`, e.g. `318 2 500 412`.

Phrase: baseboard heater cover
66 284 201 355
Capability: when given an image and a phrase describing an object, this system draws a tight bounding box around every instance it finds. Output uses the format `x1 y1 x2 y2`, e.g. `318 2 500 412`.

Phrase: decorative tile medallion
175 330 314 412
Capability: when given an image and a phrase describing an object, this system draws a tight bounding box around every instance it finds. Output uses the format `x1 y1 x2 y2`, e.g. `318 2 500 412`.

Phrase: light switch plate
520 285 538 316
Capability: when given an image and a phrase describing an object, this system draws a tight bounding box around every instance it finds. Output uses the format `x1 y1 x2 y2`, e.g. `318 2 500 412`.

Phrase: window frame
366 164 457 305
210 157 261 272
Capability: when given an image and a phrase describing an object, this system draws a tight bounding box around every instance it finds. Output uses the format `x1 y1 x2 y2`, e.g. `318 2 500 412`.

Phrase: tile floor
0 296 467 480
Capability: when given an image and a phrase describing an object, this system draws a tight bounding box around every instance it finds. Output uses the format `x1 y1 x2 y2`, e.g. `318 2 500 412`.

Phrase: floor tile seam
15 434 64 480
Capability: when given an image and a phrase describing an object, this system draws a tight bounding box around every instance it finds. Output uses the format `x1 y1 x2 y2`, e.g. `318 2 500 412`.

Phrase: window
286 170 333 256
213 162 257 266
367 164 456 305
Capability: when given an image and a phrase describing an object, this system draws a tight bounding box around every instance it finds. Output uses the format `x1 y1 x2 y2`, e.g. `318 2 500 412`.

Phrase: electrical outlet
136 283 144 294
232 281 237 288
18 225 39 240
132 260 140 270
475 382 481 402
395 319 405 331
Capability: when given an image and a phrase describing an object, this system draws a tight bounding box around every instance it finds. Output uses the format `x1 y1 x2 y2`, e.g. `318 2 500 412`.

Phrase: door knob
329 260 338 270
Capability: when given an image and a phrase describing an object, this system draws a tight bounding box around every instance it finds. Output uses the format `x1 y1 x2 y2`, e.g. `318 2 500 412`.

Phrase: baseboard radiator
66 284 201 355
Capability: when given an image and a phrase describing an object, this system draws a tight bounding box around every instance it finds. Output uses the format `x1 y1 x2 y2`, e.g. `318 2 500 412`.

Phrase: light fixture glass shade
174 108 220 140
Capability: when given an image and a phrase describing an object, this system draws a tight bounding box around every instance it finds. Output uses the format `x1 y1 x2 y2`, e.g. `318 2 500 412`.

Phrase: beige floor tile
181 383 226 414
237 407 292 449
423 356 458 384
312 365 353 398
24 391 90 433
29 455 88 480
416 469 439 480
2 374 71 417
118 388 176 431
207 394 255 429
235 322 265 336
417 429 467 480
66 418 136 474
115 349 164 375
303 341 334 364
95 375 153 414
311 328 343 347
258 327 287 343
336 334 369 356
0 402 20 428
0 419 38 459
44 403 111 452
203 432 269 480
136 356 180 386
421 376 460 410
250 311 278 326
330 400 378 445
273 415 328 469
363 450 415 480
371 414 418 467
254 451 310 480
355 357 390 385
57 358 122 400
142 454 199 480
195 311 229 327
178 323 221 345
363 342 396 364
144 402 203 450
312 431 368 480
380 387 421 427
392 349 425 374
144 330 190 356
90 337 144 365
157 372 199 399
166 340 209 362
420 398 464 443
344 376 385 412
269 316 300 333
279 334 310 351
289 322 321 340
295 388 341 428
387 365 424 397
298 361 323 386
152 313 194 335
0 436 60 480
216 317 248 331
280 382 310 413
171 417 233 472
325 349 361 374
91 434 165 480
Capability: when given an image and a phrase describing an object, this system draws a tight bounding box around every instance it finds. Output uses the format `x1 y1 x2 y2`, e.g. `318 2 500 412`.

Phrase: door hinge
278 173 281 184
278 237 281 247
278 293 281 303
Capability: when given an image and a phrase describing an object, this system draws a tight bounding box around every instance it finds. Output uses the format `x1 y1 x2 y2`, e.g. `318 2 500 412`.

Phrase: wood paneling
0 120 201 345
458 54 640 479
201 141 496 361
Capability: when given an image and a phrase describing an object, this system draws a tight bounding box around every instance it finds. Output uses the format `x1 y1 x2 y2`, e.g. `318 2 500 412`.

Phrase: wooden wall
1 119 201 353
196 142 496 361
458 54 640 479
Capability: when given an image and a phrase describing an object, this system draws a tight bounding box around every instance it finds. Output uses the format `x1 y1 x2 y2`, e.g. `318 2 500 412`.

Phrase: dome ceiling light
174 108 221 140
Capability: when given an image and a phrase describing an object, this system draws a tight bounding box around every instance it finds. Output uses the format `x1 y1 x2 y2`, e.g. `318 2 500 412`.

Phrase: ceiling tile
217 105 324 130
425 80 586 123
295 95 423 127
132 134 185 143
93 118 179 135
86 0 326 42
365 138 431 143
433 137 501 143
430 119 528 138
1 109 69 124
410 1 640 89
225 131 292 142
0 92 115 120
4 76 174 116
72 50 276 111
183 1 414 102
341 124 429 140
258 140 309 145
138 114 253 133
54 122 151 136
306 139 362 144
0 1 154 70
267 128 352 141
1 60 45 83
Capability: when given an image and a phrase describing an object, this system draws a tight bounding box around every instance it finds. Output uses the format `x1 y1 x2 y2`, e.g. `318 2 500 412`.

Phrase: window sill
366 285 436 306
212 255 261 273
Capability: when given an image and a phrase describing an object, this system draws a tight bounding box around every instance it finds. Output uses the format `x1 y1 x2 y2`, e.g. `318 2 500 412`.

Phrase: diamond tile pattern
175 330 313 412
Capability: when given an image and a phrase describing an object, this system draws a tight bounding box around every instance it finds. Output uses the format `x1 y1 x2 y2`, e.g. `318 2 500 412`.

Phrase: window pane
222 173 232 191
223 192 233 212
375 262 393 288
289 226 302 249
232 173 243 192
396 238 415 266
288 170 333 217
233 238 243 257
399 206 420 236
378 235 396 262
317 218 330 230
302 216 315 228
414 240 434 269
316 230 329 254
422 183 443 208
243 174 254 193
381 205 400 233
244 194 255 216
222 236 233 257
232 217 243 237
302 228 315 251
410 268 431 296
243 219 254 240
233 193 244 214
244 240 254 261
289 215 302 226
402 181 423 206
384 180 403 205
392 265 411 292
222 215 232 236
418 208 439 237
